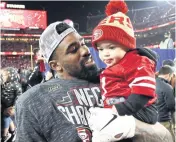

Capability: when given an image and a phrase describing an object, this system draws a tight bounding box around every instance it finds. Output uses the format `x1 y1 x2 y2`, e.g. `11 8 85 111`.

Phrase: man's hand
87 107 135 142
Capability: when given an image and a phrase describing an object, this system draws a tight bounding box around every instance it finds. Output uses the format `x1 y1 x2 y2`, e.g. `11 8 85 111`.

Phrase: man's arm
15 94 82 142
134 118 173 142
15 100 47 142
114 94 151 115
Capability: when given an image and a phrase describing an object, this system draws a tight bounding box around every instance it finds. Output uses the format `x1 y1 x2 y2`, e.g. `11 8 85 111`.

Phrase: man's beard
79 61 99 82
64 60 100 83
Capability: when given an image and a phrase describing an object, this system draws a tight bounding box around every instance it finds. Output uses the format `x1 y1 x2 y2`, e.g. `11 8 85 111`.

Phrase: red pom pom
105 0 128 16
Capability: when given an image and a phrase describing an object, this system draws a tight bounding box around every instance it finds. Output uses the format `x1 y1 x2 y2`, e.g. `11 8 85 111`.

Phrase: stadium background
0 1 175 71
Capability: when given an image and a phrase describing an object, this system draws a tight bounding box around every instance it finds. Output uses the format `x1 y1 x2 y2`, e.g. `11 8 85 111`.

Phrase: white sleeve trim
130 76 155 85
129 83 156 89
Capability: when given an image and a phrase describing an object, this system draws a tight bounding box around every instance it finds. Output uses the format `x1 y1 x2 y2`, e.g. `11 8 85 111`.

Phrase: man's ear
49 60 62 71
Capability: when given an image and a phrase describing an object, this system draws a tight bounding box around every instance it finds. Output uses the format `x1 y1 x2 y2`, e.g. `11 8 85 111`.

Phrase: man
161 59 176 134
162 59 176 95
156 65 175 140
15 22 172 142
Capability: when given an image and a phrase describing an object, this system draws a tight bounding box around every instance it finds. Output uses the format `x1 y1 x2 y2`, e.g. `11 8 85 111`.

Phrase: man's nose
80 46 91 57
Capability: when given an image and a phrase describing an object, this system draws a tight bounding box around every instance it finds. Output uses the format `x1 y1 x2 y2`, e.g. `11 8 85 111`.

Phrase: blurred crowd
130 4 175 29
1 42 29 52
1 48 53 142
1 57 31 70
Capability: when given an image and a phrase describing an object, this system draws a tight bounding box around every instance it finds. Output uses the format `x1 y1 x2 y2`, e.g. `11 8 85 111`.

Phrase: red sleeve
125 57 156 98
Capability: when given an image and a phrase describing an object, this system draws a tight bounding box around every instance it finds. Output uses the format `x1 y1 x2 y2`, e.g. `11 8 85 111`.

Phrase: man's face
53 32 98 80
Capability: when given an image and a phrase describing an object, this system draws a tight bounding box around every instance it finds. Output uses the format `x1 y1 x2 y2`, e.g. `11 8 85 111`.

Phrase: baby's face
96 40 127 67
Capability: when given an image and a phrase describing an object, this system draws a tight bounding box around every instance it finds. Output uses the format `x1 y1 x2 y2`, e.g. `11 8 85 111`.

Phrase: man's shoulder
156 78 173 90
16 83 41 105
17 79 60 105
163 82 173 91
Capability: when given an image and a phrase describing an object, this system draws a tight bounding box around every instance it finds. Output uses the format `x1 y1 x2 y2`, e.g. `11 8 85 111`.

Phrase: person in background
18 69 32 93
1 67 22 142
91 0 158 124
1 67 22 109
156 59 176 96
1 106 16 142
172 59 176 95
33 48 46 73
27 48 45 87
156 65 175 140
162 59 176 136
157 59 176 136
159 31 174 49
156 59 175 80
162 59 175 68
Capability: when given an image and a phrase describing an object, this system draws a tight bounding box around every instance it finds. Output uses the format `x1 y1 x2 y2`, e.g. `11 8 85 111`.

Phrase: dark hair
49 23 71 62
162 59 175 67
33 48 40 55
158 65 174 75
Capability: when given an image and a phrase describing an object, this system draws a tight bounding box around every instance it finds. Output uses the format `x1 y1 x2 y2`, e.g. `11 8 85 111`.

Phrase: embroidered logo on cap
92 29 103 41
